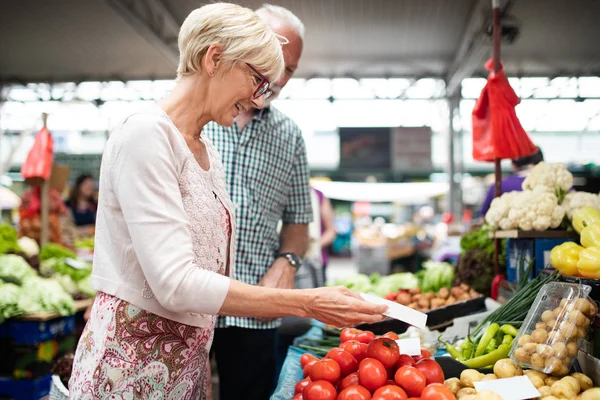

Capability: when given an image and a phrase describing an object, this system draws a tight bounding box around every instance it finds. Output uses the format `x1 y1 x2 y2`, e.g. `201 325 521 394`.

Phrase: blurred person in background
312 187 336 284
479 146 544 217
204 4 313 399
69 4 385 399
65 173 97 236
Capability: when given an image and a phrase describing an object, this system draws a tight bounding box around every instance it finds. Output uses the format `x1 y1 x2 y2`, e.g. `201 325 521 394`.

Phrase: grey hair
255 4 305 40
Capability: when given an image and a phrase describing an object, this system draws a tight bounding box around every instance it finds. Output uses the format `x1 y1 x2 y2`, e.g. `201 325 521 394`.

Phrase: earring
210 70 215 76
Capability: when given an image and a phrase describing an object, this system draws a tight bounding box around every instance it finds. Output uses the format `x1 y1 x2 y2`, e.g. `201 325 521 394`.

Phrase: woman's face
80 178 95 198
210 62 267 126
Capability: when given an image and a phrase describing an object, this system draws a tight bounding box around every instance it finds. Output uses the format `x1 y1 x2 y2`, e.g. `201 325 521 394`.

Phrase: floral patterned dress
68 191 231 400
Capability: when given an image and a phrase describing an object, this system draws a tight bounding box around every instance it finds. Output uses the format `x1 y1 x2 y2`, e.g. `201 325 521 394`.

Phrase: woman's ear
204 44 224 76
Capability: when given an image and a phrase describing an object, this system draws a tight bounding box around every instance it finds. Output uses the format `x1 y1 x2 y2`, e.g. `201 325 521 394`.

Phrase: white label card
474 376 541 400
360 293 428 329
65 258 89 270
396 338 421 356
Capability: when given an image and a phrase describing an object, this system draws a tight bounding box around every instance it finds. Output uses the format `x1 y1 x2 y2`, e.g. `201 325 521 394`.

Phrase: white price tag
65 258 89 270
474 376 541 400
360 293 428 329
396 338 421 356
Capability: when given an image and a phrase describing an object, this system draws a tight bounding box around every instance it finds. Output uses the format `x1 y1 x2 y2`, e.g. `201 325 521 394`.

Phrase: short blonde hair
256 4 305 40
177 3 284 82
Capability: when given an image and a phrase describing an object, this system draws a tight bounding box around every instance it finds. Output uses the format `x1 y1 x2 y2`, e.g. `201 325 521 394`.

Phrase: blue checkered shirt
204 106 313 329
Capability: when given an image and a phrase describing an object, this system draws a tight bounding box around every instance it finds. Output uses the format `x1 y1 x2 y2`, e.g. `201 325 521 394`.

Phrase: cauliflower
562 191 600 219
521 162 573 201
485 191 521 230
486 189 565 231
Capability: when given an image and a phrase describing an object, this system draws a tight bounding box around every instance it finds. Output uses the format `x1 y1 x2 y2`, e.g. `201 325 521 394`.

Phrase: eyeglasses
246 63 273 100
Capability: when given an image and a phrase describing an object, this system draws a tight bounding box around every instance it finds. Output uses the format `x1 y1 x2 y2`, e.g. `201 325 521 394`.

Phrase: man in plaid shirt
204 5 312 400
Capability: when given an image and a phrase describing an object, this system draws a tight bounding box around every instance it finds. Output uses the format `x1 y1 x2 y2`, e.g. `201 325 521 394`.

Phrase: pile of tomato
294 328 456 400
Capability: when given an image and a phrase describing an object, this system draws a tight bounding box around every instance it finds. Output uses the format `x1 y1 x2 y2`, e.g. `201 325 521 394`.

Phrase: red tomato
394 366 426 398
357 331 377 344
396 355 416 369
341 328 364 343
292 394 304 400
303 380 337 400
339 372 360 391
366 338 400 369
420 383 455 400
340 341 369 363
304 359 318 378
310 359 342 384
296 378 312 395
358 358 387 392
301 353 319 368
412 349 432 362
326 348 358 377
384 293 398 301
372 385 408 400
414 359 444 385
386 380 396 386
382 332 399 341
338 385 372 400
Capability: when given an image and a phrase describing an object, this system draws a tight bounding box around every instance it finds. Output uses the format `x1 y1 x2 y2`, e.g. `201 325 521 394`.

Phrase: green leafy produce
76 276 96 298
370 273 419 297
75 237 94 250
454 248 494 295
55 274 78 296
0 254 37 285
40 243 76 261
417 261 455 293
332 274 372 293
40 258 91 282
0 224 21 255
460 226 506 266
0 283 23 322
18 276 75 316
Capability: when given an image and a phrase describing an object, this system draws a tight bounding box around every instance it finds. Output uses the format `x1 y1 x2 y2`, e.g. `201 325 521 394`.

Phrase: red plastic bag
21 126 54 182
472 60 537 162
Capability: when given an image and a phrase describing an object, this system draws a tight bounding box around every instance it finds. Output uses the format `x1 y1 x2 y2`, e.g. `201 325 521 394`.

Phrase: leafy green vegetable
455 248 494 295
18 276 75 316
55 274 78 296
76 276 96 298
370 273 419 297
0 224 22 255
75 237 94 250
460 226 506 267
40 243 76 261
40 258 91 282
0 254 37 285
418 261 455 293
332 274 372 293
0 283 23 322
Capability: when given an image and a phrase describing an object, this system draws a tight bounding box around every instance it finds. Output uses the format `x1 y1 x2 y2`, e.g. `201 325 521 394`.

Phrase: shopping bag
21 126 54 183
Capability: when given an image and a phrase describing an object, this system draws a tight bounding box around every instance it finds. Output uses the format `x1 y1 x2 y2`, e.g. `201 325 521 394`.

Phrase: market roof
1 0 599 92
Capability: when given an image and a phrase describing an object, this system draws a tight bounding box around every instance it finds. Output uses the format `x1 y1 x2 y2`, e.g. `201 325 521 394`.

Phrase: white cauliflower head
562 191 600 219
521 162 573 197
485 191 520 230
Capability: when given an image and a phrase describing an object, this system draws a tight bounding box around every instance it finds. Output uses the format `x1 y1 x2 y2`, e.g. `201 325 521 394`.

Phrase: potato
446 296 457 305
538 386 552 397
412 294 423 302
438 287 450 300
576 327 588 340
460 283 470 291
547 331 563 343
542 310 555 322
566 341 579 357
544 357 562 374
424 291 436 300
396 292 412 306
544 376 559 386
451 287 464 298
580 388 600 400
541 397 561 400
569 310 589 327
525 373 545 389
571 373 593 392
518 334 533 347
474 391 501 400
552 364 570 378
493 358 522 378
460 369 483 388
456 388 477 398
459 396 476 400
524 342 539 353
552 342 567 359
536 344 554 358
409 287 421 295
444 377 463 394
551 376 580 398
536 322 548 331
531 353 545 369
469 289 479 298
407 302 418 309
430 298 446 309
546 320 558 330
481 374 497 381
515 348 531 363
417 298 431 309
459 293 471 301
532 329 549 344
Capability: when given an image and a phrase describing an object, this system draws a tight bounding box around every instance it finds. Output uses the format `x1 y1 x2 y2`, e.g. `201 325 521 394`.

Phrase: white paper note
360 293 428 329
474 376 541 400
396 338 421 356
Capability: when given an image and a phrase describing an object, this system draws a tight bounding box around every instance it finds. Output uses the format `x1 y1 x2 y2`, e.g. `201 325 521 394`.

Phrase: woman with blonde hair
69 3 385 399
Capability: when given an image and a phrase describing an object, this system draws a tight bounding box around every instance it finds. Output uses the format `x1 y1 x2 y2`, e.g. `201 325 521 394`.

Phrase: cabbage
331 274 372 293
17 237 39 258
76 276 96 298
0 254 37 285
370 273 419 297
19 276 75 316
418 261 455 293
0 283 23 322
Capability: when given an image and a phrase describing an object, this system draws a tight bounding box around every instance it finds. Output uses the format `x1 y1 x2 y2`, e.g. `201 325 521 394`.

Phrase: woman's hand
302 286 388 328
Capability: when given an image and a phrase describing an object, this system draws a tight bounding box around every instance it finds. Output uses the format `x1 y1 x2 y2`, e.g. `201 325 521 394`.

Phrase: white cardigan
91 107 235 328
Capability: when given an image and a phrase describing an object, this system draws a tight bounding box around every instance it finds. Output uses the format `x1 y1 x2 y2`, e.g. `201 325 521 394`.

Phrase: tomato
309 359 341 384
358 358 387 392
326 348 358 377
372 385 408 400
296 378 312 394
396 354 416 369
384 293 398 301
339 372 360 391
340 340 369 363
292 394 304 400
420 383 455 400
357 331 377 344
366 338 400 369
341 328 364 343
414 359 444 385
337 385 372 400
304 359 318 377
412 349 432 362
385 380 396 386
382 332 399 341
301 353 319 368
394 366 426 398
303 380 337 400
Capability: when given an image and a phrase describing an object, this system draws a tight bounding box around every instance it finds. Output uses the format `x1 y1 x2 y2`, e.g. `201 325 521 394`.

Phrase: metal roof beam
106 0 179 66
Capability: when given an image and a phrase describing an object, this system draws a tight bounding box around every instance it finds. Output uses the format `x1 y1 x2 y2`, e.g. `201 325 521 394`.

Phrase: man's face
268 21 303 101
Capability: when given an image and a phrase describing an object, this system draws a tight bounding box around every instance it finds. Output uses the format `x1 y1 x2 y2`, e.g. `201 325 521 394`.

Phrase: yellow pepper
573 207 600 234
581 221 600 248
577 247 600 279
550 242 583 276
